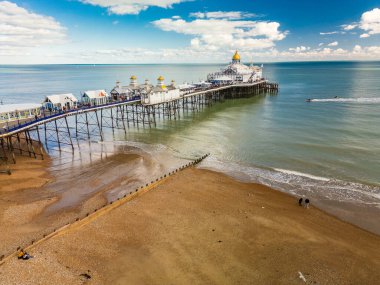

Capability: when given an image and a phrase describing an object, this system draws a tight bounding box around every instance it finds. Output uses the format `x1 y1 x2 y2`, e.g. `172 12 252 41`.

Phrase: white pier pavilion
207 51 263 84
82 90 110 106
110 81 133 101
43 94 78 111
141 76 180 105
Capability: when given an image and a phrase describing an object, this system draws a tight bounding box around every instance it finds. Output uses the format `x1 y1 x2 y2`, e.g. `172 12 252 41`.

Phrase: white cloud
327 41 338 46
79 0 186 15
289 46 310 52
152 15 287 51
262 47 348 60
76 44 380 64
318 43 324 46
366 46 380 53
345 25 357 30
9 44 380 64
112 20 119 25
79 47 231 63
266 45 380 61
0 1 66 53
360 33 370 38
359 8 380 36
349 45 380 56
353 45 362 53
190 37 200 48
320 31 339 35
189 11 256 20
341 24 357 31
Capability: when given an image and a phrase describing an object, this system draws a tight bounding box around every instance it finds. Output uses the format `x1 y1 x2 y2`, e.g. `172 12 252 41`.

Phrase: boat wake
310 97 380 103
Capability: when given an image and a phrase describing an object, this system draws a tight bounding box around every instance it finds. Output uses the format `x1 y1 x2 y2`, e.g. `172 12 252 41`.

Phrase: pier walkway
0 97 141 139
0 80 277 165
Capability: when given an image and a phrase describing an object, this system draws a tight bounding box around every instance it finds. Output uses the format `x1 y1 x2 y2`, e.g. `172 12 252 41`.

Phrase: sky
1 0 380 63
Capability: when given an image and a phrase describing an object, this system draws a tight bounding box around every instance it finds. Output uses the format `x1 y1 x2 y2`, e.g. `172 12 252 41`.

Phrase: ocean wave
199 156 380 205
273 168 330 182
310 97 380 103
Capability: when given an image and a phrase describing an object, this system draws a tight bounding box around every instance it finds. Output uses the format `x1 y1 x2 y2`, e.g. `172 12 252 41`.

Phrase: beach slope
0 168 379 285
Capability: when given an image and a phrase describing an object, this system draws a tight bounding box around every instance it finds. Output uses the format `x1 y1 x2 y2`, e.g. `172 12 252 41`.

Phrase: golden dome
130 75 137 80
158 75 164 81
232 51 240 61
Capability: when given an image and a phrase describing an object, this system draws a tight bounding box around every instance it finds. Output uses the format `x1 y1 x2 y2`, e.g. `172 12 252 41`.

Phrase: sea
1 62 379 233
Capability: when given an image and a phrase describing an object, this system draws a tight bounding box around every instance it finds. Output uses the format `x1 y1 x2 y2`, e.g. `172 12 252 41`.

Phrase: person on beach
17 249 32 260
17 250 24 259
305 199 310 209
298 198 303 206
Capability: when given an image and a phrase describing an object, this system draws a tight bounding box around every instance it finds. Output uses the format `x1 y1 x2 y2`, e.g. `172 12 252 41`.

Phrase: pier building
82 90 110 106
129 75 141 92
139 79 154 95
207 51 263 84
194 81 212 90
0 104 41 124
43 94 78 111
110 81 133 101
141 76 180 105
178 83 196 95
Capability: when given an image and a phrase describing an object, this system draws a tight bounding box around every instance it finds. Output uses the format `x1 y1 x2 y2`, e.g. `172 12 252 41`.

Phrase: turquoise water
1 62 380 220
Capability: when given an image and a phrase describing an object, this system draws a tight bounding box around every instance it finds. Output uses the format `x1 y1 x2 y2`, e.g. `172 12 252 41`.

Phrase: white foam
199 156 380 205
274 168 330 182
310 97 380 103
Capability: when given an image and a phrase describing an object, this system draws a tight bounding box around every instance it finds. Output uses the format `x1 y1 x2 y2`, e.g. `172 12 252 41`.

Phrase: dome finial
232 50 240 62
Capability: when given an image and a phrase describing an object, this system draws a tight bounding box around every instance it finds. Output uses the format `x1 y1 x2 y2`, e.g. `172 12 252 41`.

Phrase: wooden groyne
0 80 278 167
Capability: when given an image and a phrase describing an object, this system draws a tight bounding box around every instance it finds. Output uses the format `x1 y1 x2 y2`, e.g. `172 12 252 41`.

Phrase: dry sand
1 168 379 285
0 157 57 253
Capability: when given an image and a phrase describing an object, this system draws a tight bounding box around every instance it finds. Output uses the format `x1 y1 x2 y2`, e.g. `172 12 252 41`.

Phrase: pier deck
0 80 278 167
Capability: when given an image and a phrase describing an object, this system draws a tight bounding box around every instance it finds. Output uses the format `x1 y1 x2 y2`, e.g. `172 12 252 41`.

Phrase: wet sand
0 147 176 256
1 168 379 285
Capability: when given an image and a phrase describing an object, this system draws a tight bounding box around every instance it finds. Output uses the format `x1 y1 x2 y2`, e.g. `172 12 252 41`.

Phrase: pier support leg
64 117 74 151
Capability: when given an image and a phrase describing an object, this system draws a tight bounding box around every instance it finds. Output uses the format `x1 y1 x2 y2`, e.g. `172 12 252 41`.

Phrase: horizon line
2 59 380 66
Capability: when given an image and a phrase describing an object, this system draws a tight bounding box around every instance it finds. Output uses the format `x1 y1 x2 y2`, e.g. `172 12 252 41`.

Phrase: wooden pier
0 80 278 169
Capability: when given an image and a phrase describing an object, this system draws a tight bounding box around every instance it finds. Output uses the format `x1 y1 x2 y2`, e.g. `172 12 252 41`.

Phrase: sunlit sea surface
1 62 379 231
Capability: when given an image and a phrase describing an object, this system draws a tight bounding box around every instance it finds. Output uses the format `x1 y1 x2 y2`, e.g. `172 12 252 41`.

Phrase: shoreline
198 162 380 236
0 167 379 284
1 153 379 246
1 153 379 237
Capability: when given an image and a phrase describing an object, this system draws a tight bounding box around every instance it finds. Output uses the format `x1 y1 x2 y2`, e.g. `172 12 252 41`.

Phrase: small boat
306 98 312 102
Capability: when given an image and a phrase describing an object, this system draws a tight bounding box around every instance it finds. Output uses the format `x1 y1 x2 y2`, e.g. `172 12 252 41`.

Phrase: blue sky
1 0 380 63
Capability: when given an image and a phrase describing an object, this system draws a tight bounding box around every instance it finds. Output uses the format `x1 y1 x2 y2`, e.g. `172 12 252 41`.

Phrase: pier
0 80 278 170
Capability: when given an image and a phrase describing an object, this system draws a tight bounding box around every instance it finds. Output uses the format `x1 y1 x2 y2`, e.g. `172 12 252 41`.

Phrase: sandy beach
0 167 379 285
3 2 380 284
